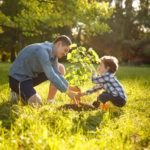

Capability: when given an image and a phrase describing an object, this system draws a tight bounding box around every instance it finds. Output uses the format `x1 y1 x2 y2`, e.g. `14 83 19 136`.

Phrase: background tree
84 0 150 64
0 0 150 64
0 0 113 62
0 0 25 62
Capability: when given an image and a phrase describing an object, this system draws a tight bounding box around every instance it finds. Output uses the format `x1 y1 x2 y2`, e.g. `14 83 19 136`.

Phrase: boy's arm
84 84 103 95
92 72 109 84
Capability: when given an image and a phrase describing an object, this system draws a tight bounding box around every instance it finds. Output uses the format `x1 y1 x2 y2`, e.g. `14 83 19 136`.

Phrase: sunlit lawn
0 62 150 150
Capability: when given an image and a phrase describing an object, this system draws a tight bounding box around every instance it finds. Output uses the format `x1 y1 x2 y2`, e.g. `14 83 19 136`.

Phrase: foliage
65 44 99 86
84 0 150 63
0 63 150 149
0 10 14 33
0 0 150 63
14 0 113 36
0 0 113 62
0 0 25 62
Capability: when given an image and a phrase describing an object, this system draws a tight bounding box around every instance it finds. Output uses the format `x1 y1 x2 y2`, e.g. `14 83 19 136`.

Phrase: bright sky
132 0 140 10
112 0 140 10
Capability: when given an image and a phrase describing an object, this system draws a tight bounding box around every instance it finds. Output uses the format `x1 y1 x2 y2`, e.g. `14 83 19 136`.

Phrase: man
8 35 80 105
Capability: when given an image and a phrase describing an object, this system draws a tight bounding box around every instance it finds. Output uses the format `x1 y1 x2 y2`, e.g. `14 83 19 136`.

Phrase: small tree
65 44 99 87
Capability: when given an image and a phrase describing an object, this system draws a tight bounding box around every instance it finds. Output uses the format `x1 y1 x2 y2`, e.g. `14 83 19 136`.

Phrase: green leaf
67 53 72 60
70 43 77 49
66 44 99 86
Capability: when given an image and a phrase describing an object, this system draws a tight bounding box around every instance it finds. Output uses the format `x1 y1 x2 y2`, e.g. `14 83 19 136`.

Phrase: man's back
8 42 54 82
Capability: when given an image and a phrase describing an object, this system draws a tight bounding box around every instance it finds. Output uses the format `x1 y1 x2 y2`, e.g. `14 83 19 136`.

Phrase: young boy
79 56 127 108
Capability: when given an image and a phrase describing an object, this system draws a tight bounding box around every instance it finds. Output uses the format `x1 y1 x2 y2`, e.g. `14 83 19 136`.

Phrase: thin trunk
10 46 15 62
19 33 23 50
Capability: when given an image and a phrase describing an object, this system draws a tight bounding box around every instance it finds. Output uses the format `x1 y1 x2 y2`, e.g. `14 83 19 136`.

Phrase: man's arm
36 49 67 92
53 58 68 86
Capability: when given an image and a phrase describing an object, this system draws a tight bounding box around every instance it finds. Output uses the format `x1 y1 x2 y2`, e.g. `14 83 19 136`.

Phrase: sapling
64 44 107 110
65 44 99 88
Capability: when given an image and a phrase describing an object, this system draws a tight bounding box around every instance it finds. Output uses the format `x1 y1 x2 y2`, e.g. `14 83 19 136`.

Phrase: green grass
0 62 150 150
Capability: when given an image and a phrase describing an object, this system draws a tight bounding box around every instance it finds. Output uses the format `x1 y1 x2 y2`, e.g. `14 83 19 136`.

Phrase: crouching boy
79 56 127 109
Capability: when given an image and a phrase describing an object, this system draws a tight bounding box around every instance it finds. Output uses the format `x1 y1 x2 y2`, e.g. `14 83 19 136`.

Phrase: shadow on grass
0 101 19 129
71 110 122 134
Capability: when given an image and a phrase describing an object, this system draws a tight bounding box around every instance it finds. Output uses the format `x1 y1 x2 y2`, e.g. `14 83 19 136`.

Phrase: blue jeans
97 92 126 107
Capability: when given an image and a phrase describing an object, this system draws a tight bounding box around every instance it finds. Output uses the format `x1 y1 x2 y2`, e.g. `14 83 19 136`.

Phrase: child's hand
92 71 97 76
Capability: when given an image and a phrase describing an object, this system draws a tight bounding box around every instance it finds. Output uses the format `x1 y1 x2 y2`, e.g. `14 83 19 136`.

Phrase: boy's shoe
47 99 57 105
92 101 100 108
10 90 18 102
105 101 119 112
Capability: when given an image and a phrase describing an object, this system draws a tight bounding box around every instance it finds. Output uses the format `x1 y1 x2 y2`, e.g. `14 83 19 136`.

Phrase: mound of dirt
58 102 98 111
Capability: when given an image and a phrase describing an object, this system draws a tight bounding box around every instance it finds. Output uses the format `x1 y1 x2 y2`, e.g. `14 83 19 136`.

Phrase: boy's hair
100 56 119 74
54 35 72 46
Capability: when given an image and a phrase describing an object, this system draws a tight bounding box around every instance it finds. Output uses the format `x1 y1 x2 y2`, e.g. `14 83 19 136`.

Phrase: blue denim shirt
8 41 68 92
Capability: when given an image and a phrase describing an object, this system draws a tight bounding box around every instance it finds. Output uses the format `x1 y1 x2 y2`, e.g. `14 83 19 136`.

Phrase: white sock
10 90 18 102
47 99 56 104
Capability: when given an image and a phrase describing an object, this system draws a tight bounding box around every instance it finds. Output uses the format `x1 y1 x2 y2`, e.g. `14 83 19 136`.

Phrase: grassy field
0 62 150 150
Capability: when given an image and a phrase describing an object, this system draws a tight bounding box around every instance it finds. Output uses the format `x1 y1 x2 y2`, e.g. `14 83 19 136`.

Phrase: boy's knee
58 63 66 75
97 95 103 103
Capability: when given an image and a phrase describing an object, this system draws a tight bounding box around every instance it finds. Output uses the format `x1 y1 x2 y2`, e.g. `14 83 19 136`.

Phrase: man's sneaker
10 90 18 102
47 99 57 105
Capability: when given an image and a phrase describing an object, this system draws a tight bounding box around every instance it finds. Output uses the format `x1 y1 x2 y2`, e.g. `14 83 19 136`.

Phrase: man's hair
54 35 72 46
100 56 119 74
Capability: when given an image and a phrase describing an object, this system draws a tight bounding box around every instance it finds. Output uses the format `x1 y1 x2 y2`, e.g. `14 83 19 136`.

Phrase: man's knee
58 63 66 75
28 93 43 105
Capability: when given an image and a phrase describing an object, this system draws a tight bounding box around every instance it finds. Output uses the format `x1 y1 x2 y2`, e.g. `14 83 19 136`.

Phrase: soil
58 102 100 111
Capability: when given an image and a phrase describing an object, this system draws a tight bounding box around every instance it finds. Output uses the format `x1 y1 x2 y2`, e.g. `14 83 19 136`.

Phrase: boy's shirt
85 72 127 101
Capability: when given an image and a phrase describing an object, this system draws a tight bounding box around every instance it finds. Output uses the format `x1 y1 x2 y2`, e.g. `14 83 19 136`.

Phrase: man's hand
79 92 86 97
72 92 86 104
68 86 81 92
67 91 80 104
66 86 82 104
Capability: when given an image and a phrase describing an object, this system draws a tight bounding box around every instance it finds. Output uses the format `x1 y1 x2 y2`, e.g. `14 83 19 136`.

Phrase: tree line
0 0 150 64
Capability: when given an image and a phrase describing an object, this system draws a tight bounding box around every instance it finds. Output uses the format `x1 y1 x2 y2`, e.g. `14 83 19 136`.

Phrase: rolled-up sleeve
36 49 67 92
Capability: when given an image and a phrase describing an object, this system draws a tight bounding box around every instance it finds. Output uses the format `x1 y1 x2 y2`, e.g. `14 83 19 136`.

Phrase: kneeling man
8 35 79 105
